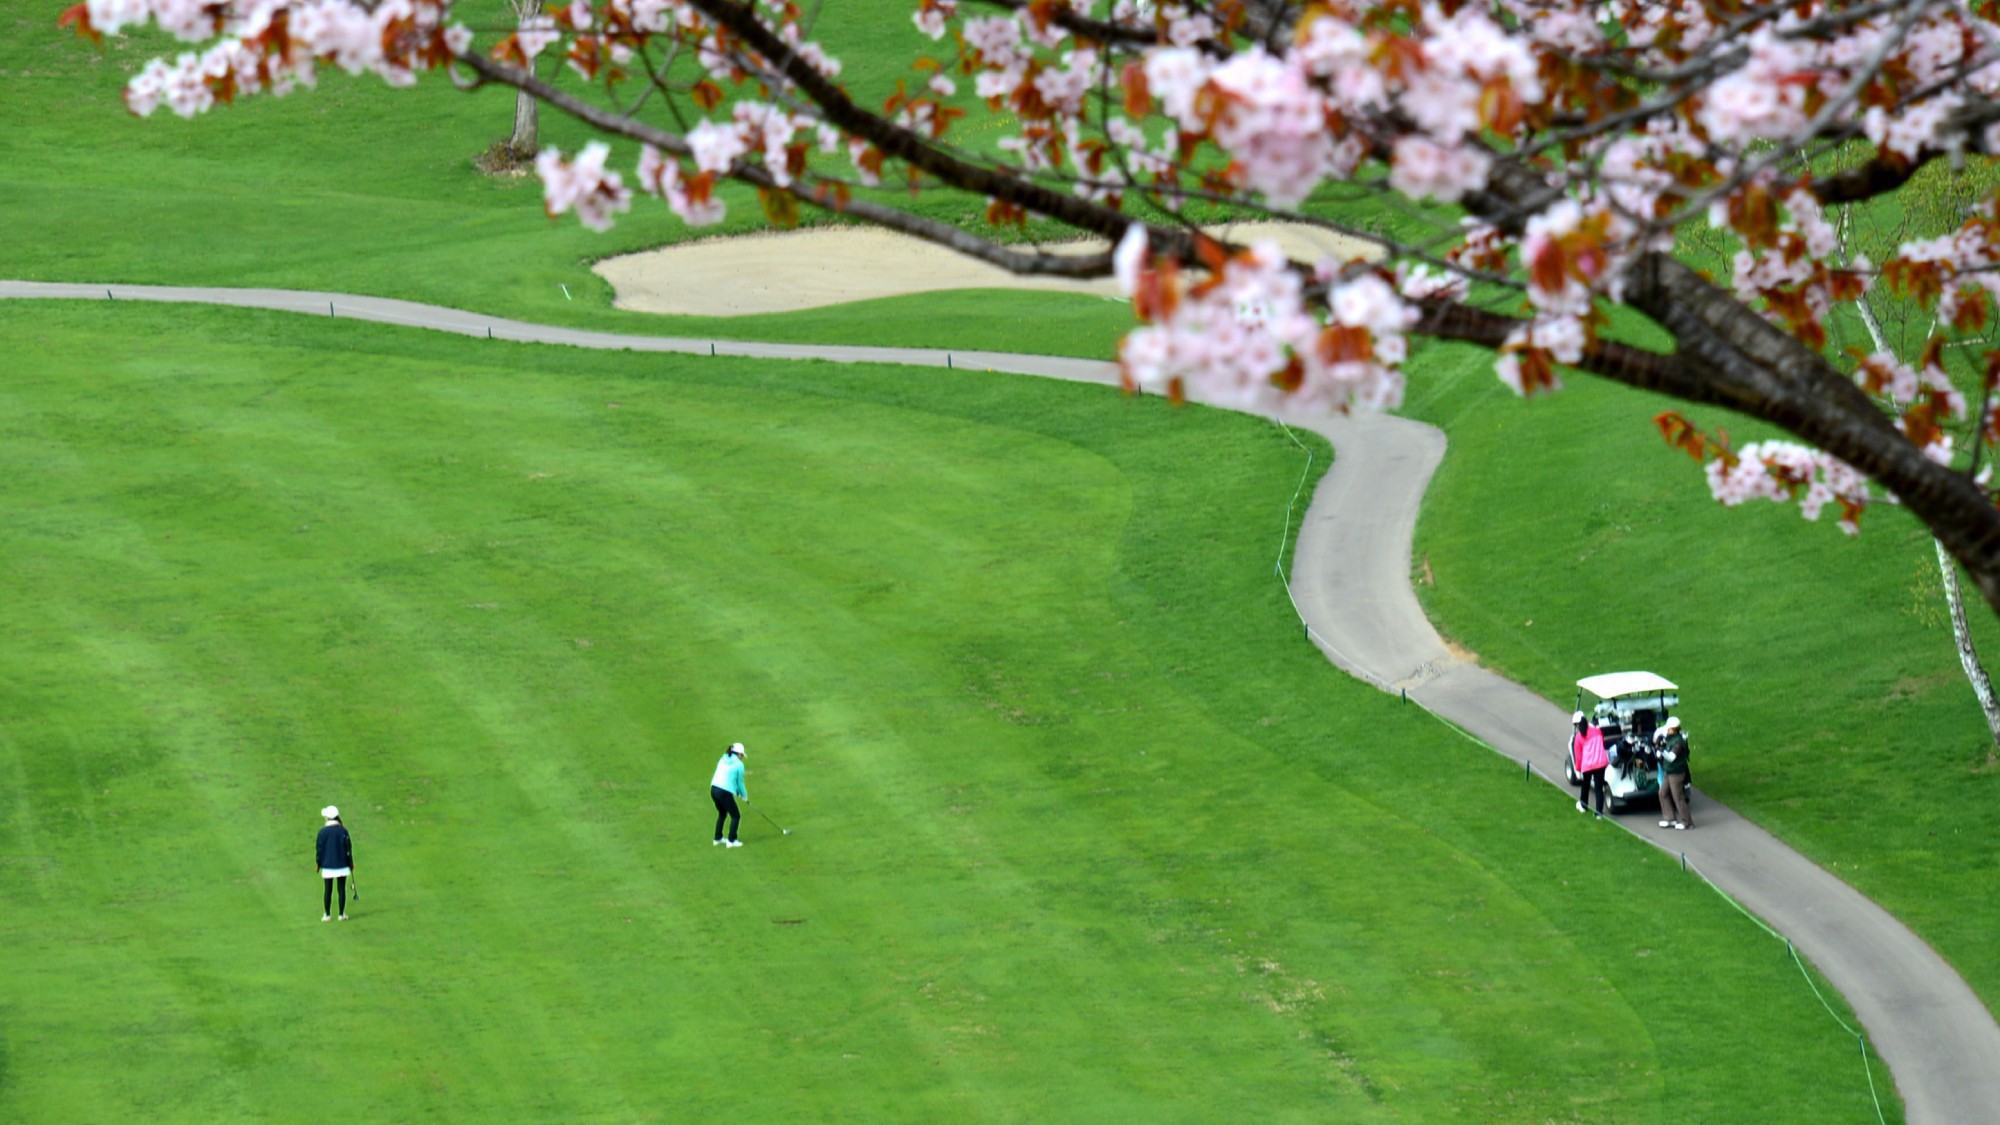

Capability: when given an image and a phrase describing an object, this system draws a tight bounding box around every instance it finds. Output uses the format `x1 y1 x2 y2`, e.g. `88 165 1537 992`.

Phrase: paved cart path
8 279 2000 1122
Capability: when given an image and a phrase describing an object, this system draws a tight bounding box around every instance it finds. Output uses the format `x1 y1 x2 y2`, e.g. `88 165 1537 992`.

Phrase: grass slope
1 301 1892 1120
1403 338 2000 1021
0 1 1133 357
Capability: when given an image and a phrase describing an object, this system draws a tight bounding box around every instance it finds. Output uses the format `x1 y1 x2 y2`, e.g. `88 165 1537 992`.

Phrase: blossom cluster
1115 229 1414 414
1706 442 1872 535
538 142 631 231
80 0 464 117
72 0 2000 546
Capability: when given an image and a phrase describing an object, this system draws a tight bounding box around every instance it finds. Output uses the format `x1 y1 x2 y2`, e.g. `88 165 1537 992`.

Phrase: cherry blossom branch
456 52 1118 278
1647 0 1938 237
680 0 1230 264
964 0 1200 52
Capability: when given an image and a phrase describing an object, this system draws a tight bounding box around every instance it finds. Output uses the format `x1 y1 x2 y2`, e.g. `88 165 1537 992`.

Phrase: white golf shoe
322 914 331 922
725 839 743 848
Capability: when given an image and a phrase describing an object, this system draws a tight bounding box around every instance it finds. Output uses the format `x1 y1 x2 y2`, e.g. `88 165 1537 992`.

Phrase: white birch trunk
1932 537 2000 743
509 90 537 156
506 0 542 156
1855 291 2000 745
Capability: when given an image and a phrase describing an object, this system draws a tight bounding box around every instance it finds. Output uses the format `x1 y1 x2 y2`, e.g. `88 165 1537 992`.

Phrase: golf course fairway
0 301 1894 1120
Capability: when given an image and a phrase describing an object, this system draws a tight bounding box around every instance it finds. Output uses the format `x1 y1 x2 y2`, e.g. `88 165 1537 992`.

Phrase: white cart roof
1576 671 1679 698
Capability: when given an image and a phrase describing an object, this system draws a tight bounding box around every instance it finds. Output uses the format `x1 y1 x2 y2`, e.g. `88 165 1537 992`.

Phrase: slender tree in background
504 0 541 160
56 0 2000 617
1847 163 2000 749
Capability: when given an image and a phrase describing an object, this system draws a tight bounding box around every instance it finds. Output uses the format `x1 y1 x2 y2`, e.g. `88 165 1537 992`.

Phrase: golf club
755 807 791 836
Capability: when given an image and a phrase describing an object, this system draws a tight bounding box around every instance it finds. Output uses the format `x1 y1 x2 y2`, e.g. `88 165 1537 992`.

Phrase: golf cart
1564 671 1682 812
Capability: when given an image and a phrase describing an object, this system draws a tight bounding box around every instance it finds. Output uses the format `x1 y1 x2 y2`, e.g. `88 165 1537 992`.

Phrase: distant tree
58 0 2000 616
1847 160 2000 748
504 0 542 160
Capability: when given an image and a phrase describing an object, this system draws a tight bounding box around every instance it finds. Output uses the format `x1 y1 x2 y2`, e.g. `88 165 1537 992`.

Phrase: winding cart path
8 278 2000 1122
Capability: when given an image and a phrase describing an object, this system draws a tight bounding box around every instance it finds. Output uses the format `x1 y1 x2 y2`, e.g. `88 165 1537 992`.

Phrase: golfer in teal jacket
710 743 748 847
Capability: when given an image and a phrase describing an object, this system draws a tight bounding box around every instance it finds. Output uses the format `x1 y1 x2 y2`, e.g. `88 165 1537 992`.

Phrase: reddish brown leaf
1514 348 1557 395
1528 240 1568 296
1902 401 1943 451
1271 355 1306 393
1370 35 1425 83
1133 257 1181 322
566 37 602 80
58 3 101 44
1922 334 1947 372
1954 287 1992 333
490 33 531 69
1479 77 1524 135
758 186 800 229
1319 325 1374 365
1121 62 1150 118
1882 258 1944 305
985 197 1028 227
1727 182 1780 250
1192 234 1229 273
1654 411 1709 462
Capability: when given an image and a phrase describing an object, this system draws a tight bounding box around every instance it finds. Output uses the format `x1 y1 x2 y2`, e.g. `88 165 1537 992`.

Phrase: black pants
711 786 741 841
322 876 347 915
1578 767 1608 814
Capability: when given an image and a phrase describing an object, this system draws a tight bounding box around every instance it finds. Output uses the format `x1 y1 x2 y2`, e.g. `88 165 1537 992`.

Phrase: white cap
1664 717 1681 731
728 743 746 757
1571 711 1585 723
321 805 340 820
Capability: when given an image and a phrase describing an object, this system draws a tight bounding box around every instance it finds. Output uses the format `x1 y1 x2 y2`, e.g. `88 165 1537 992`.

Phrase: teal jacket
711 754 748 800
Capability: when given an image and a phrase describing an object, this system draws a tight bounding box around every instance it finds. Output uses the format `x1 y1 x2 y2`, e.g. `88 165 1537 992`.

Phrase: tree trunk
505 0 542 158
1852 286 2000 748
1932 538 2000 746
509 88 537 157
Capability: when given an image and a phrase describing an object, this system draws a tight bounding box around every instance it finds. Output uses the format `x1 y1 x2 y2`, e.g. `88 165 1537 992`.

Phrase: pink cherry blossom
537 142 632 231
1707 442 1870 534
1388 137 1491 204
687 119 748 174
78 0 2000 569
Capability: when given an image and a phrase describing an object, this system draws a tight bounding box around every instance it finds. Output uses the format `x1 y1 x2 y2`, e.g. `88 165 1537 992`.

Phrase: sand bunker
593 222 1380 317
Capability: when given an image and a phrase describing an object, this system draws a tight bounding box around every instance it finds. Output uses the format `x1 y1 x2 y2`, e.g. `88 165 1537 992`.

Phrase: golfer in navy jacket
316 806 354 921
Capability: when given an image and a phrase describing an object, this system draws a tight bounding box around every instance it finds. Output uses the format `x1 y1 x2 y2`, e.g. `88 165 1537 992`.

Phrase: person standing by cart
1658 717 1693 829
1570 711 1610 816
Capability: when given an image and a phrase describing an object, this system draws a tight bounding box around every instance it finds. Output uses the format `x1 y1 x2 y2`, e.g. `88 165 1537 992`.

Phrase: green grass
1 2 1346 361
0 0 1135 353
0 4 1949 1114
1403 336 2000 1023
1 300 1895 1120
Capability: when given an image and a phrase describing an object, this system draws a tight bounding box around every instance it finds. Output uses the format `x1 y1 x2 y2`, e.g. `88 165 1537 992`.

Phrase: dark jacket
1660 732 1691 776
316 824 353 870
